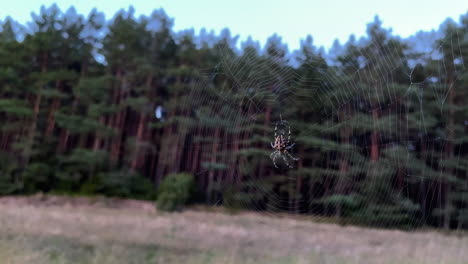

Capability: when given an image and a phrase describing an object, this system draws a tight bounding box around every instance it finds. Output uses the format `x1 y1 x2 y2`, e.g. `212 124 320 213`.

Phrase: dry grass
0 195 467 264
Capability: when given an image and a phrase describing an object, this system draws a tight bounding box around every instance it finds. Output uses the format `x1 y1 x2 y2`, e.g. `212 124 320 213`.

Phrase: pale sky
1 0 467 51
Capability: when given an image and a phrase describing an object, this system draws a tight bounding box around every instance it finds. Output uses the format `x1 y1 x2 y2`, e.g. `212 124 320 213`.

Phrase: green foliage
0 151 22 195
0 172 22 195
223 179 274 210
319 194 361 215
21 162 52 193
94 170 157 200
0 5 468 232
349 195 421 229
0 99 33 117
157 173 195 212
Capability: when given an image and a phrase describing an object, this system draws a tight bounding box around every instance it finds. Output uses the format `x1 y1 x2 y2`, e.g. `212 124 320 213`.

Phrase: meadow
1 195 467 264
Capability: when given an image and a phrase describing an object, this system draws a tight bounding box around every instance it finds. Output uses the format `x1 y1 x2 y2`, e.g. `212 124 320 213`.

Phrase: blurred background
1 1 468 263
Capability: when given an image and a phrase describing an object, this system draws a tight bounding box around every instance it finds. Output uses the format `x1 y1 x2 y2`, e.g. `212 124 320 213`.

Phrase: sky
1 0 468 51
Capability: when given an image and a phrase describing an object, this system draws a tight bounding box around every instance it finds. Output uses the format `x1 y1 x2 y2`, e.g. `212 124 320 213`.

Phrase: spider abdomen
270 115 299 169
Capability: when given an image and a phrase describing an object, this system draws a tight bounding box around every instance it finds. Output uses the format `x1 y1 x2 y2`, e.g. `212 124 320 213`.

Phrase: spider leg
270 151 279 168
282 153 293 168
285 150 299 161
270 151 276 160
286 143 295 150
270 142 275 148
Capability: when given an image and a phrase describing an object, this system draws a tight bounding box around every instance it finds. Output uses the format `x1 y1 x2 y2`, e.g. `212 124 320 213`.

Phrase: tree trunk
237 105 253 185
308 158 317 214
258 102 272 178
228 121 241 184
190 126 202 173
25 52 47 165
370 107 379 162
419 136 427 222
130 66 152 171
45 80 62 138
92 116 106 152
57 99 78 153
155 110 175 183
25 90 41 161
443 79 455 230
131 113 146 170
295 147 304 214
0 121 10 151
109 69 124 165
207 127 220 204
323 154 331 216
336 105 351 219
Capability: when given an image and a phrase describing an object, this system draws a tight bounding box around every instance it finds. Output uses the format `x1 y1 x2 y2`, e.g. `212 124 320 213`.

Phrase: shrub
22 162 52 193
95 170 157 200
157 173 195 212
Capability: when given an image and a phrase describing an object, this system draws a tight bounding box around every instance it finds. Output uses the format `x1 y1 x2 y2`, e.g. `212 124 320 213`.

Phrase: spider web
173 15 468 237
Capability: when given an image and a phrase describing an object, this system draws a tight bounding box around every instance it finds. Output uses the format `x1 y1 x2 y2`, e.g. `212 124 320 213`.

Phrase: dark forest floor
0 195 467 264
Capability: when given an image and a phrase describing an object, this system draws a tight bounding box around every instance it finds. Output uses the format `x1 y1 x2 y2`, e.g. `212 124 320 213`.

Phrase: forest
1 4 468 231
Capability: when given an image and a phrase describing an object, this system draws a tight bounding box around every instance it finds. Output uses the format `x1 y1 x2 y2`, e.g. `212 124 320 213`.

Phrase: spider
270 115 299 168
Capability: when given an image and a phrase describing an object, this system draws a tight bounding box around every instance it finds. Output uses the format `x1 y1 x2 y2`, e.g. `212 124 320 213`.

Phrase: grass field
0 195 467 264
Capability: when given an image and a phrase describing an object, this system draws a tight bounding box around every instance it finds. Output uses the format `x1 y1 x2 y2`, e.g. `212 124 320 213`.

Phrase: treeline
1 5 468 230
